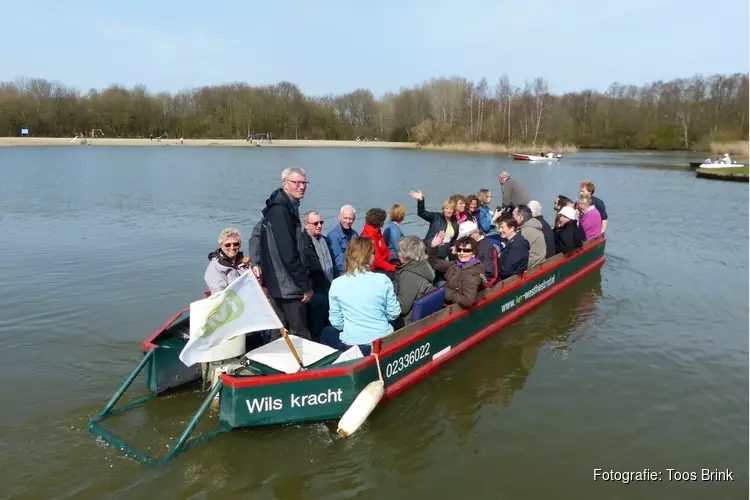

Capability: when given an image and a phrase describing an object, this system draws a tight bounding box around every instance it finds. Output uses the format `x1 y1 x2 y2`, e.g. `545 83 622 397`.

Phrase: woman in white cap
553 206 585 254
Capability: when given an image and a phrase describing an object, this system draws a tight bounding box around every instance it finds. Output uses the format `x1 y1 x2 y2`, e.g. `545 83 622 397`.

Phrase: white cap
559 206 577 220
724 153 730 157
458 221 478 239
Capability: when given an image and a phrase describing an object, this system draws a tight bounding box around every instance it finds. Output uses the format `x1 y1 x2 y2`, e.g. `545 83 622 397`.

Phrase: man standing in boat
259 167 314 340
497 171 530 214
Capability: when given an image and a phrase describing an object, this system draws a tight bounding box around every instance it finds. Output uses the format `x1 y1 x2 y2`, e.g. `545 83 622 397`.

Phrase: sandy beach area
0 137 416 149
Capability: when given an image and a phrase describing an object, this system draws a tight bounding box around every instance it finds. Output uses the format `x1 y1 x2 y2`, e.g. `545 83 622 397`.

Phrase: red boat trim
220 238 605 389
383 255 605 399
142 308 189 351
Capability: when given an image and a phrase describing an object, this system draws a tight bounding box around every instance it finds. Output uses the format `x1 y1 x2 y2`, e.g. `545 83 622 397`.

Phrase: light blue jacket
382 221 404 258
328 271 401 345
326 223 358 274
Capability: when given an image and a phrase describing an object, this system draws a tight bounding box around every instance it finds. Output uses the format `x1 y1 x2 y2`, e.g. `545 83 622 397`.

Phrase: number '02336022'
385 343 431 378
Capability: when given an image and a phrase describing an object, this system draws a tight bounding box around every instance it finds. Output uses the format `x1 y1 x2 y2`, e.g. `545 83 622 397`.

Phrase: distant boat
509 153 560 162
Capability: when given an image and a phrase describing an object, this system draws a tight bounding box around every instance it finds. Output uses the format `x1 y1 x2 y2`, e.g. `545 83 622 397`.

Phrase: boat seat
411 287 447 322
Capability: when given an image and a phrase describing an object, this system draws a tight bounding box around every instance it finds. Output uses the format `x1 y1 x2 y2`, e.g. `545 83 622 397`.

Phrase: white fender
336 380 384 437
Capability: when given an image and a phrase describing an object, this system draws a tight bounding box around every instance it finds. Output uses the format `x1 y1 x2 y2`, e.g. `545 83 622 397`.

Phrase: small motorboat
509 153 560 162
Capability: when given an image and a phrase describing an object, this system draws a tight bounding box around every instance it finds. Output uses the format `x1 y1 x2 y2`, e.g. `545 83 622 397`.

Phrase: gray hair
303 210 320 223
398 235 427 262
339 205 356 216
281 167 306 181
528 200 542 217
515 205 532 223
218 227 241 244
578 195 592 206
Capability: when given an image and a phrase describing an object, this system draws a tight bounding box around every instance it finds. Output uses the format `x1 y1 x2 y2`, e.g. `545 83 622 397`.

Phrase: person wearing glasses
301 210 337 338
259 167 314 340
427 230 486 308
204 227 250 294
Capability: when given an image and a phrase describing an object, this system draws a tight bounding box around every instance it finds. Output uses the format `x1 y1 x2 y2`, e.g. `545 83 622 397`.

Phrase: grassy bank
419 142 579 154
710 140 749 157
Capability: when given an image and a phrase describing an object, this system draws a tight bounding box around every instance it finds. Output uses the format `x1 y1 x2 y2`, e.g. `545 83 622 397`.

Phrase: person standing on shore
259 167 314 340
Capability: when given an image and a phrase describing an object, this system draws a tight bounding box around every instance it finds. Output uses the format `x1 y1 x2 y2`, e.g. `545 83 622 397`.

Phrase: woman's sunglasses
222 242 240 248
456 247 472 253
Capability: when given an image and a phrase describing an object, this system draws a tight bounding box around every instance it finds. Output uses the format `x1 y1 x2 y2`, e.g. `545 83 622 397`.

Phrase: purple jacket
579 207 602 240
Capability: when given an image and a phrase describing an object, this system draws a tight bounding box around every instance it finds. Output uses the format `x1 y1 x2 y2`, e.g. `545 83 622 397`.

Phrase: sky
2 0 748 97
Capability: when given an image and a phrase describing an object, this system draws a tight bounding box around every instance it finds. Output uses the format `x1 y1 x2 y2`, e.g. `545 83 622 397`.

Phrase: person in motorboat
464 194 480 224
576 195 602 240
321 237 401 355
528 200 556 259
546 152 555 159
511 205 547 269
579 181 608 235
497 171 531 211
204 227 250 294
327 205 358 274
409 189 459 259
554 206 585 254
260 167 313 341
301 210 337 339
426 230 486 308
476 189 497 235
457 221 498 287
382 203 405 259
394 236 436 325
721 153 732 164
495 215 530 280
360 208 397 278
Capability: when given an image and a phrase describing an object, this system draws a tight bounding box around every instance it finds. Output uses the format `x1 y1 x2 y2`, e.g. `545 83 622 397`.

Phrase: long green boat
88 236 607 464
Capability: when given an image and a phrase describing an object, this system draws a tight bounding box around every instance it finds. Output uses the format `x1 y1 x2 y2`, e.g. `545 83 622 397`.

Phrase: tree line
0 73 747 150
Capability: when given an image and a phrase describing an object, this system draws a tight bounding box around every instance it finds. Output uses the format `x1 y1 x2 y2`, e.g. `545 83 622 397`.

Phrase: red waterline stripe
383 255 606 400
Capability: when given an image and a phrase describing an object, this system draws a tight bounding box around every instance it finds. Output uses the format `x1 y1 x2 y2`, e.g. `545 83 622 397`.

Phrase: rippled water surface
0 147 746 499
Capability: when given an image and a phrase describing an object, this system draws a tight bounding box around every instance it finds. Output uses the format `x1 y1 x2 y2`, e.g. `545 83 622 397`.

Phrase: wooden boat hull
147 237 606 429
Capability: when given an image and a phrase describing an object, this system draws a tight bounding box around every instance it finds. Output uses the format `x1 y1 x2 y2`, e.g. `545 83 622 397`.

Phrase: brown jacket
427 246 486 308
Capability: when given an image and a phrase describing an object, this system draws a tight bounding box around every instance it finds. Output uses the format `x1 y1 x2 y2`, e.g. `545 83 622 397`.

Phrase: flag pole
252 273 305 371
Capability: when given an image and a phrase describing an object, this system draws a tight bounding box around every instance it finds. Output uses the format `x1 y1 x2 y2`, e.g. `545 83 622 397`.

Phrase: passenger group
204 168 608 355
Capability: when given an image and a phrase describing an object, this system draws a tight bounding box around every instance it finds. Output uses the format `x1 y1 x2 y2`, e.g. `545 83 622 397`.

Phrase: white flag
179 272 283 367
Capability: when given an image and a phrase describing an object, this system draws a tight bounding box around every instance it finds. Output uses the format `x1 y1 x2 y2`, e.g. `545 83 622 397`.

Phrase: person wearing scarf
426 231 486 308
204 228 249 294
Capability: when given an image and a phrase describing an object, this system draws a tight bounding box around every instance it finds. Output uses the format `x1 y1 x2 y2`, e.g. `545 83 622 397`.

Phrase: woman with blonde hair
409 189 459 259
321 237 401 354
204 227 249 294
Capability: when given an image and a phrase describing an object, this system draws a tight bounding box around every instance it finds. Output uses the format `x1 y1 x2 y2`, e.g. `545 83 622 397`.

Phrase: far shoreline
0 137 417 149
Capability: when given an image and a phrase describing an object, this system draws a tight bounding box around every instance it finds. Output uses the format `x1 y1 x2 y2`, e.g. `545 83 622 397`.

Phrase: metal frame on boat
88 236 607 465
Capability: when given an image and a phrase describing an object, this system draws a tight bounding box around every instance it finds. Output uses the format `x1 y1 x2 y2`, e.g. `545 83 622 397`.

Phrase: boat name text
245 388 344 413
501 276 556 313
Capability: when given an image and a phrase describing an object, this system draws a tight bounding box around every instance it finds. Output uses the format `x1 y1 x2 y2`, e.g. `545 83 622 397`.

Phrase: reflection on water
0 147 746 499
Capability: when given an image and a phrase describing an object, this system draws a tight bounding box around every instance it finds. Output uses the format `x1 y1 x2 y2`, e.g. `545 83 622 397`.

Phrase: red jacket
361 223 397 272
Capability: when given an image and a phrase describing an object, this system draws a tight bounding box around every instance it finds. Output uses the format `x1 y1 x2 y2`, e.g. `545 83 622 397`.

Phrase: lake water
0 146 746 499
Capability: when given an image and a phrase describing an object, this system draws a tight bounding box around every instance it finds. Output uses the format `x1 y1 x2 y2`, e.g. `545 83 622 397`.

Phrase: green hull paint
145 240 605 429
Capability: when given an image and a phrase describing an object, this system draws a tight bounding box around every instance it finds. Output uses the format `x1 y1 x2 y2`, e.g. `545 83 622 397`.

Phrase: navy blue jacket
499 232 530 279
592 196 607 221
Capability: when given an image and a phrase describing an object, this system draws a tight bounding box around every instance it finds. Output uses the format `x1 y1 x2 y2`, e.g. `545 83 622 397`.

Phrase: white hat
458 220 478 239
559 206 577 220
724 153 730 157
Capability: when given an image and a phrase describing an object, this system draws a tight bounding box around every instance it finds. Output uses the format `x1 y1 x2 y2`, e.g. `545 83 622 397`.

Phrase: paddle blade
337 380 384 437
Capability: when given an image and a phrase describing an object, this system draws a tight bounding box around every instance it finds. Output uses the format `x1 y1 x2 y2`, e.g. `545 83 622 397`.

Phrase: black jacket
259 188 311 298
554 220 585 255
499 232 530 279
535 215 556 259
417 197 459 258
476 237 499 285
301 230 338 291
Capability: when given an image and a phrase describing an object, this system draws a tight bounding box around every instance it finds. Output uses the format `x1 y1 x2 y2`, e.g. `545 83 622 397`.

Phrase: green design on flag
199 290 245 338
